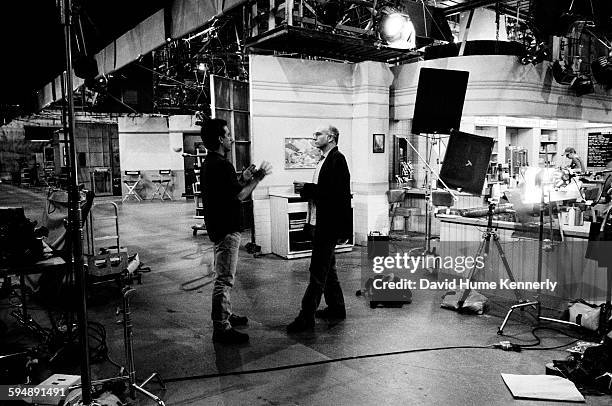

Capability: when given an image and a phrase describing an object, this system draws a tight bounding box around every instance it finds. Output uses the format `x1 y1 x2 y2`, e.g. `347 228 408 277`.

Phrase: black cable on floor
163 344 494 383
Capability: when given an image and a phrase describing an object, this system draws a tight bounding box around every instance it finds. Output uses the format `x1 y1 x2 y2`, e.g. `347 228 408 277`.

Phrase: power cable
162 344 495 383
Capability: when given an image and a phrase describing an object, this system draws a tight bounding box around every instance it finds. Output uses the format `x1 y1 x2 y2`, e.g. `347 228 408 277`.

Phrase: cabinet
270 193 353 259
474 125 500 182
539 129 558 167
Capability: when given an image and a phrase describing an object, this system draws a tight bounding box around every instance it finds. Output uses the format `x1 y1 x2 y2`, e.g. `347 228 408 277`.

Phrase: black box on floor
367 232 389 259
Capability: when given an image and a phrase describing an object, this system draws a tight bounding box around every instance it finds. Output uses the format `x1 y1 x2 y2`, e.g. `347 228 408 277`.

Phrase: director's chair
151 170 173 200
122 171 142 202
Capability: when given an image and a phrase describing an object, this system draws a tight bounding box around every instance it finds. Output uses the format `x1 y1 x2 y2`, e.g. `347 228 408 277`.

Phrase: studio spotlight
551 60 576 85
317 0 342 26
569 75 594 96
378 8 416 49
74 54 99 80
591 56 612 88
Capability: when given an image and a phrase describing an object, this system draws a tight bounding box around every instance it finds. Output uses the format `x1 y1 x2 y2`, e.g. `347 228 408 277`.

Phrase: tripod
457 200 535 314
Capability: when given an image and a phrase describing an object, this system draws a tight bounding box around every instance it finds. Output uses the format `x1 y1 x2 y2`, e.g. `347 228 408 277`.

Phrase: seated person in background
564 147 586 173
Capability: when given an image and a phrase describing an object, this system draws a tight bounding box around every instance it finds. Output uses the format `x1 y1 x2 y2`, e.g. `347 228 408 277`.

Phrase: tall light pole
60 0 92 403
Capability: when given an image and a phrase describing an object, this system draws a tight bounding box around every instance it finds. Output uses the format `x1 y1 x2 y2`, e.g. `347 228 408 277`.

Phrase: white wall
118 115 193 199
118 116 171 171
250 55 393 252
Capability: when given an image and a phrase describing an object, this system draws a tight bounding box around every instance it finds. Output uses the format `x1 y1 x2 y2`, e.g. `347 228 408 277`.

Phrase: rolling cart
179 151 208 236
84 202 129 286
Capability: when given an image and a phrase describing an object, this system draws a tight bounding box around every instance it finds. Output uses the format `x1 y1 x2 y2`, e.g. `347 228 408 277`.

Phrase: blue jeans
300 227 345 319
211 232 241 331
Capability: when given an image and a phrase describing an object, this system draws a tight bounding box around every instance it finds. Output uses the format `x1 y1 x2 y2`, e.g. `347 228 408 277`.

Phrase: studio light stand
60 0 92 403
59 2 165 404
404 134 457 256
68 286 166 405
497 186 580 335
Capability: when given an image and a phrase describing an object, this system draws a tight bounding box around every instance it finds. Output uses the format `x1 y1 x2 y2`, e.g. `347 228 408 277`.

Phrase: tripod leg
132 383 165 406
457 237 488 309
498 300 540 335
492 237 526 303
140 372 166 391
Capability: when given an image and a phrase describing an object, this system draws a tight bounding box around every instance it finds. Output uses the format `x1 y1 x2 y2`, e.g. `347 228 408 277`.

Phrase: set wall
391 55 612 123
250 55 393 253
390 55 612 186
118 115 188 199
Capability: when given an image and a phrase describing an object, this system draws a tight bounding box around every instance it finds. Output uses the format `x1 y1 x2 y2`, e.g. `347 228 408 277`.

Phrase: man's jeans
211 231 241 331
300 227 345 319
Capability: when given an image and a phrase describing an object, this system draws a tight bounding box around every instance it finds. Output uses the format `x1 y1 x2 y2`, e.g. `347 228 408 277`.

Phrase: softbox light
438 130 494 195
411 68 469 135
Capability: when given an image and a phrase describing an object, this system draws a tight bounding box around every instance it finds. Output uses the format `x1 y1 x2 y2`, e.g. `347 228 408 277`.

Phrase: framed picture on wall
285 138 322 169
373 134 385 153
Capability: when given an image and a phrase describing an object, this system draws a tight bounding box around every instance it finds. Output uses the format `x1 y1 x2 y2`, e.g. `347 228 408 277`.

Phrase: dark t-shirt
201 151 242 243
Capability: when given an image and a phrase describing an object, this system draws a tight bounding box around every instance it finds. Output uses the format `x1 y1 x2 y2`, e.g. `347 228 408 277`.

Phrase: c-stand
67 285 166 405
59 0 91 402
497 187 581 335
58 2 165 404
404 135 458 256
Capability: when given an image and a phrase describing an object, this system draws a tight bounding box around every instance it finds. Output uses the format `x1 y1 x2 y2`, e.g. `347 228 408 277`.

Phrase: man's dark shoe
315 307 346 320
229 314 248 326
286 316 315 334
212 328 249 344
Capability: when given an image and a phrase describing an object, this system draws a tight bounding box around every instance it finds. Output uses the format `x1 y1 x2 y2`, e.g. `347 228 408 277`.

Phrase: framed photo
285 138 322 169
373 133 385 153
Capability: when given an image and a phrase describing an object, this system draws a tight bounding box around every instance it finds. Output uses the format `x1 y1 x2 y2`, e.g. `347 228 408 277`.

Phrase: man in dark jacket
201 118 272 344
287 125 352 333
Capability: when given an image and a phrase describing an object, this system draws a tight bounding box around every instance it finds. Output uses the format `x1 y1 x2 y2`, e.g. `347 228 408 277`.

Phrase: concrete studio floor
1 183 611 406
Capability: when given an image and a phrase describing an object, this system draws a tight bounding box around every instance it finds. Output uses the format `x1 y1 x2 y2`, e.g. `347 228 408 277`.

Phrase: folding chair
122 171 142 202
151 170 173 201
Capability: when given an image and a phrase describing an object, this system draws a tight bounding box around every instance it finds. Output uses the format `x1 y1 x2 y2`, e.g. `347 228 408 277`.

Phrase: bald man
287 125 352 333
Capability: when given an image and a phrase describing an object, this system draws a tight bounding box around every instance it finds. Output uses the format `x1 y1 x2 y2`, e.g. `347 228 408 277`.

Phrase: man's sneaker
315 307 346 320
286 316 315 334
229 314 248 326
212 328 249 344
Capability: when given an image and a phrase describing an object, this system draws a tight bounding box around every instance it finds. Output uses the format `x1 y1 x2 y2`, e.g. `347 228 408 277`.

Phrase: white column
350 61 394 244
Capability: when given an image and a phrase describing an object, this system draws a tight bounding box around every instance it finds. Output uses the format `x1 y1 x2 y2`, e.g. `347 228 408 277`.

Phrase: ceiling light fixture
378 8 416 50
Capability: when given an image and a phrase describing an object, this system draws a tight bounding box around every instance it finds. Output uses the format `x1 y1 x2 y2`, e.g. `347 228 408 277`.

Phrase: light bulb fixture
378 11 416 50
317 0 342 26
552 60 575 85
